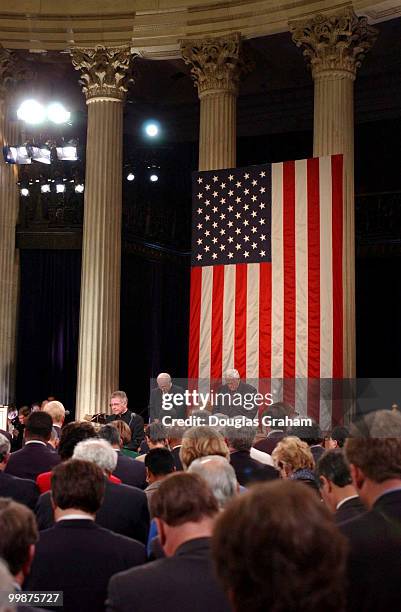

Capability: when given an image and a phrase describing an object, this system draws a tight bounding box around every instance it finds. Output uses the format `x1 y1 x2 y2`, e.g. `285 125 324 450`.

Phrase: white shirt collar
336 495 359 510
56 513 95 522
24 440 47 447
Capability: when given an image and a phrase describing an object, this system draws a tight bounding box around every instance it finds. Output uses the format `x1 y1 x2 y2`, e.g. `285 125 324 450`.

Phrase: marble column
70 45 134 419
291 9 377 378
181 33 250 171
0 48 21 407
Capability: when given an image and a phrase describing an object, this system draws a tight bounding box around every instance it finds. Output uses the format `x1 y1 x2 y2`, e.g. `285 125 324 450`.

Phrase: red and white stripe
188 155 344 422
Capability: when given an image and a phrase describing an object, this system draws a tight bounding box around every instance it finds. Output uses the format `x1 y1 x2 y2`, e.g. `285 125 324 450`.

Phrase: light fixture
20 187 29 197
17 99 46 125
56 184 65 193
144 121 160 138
47 102 71 124
30 146 51 164
3 145 32 164
56 144 78 161
75 183 84 193
41 184 51 193
150 173 159 182
126 172 135 181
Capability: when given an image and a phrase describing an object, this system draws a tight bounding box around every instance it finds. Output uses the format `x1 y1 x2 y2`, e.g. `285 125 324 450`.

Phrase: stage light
75 183 84 193
56 184 65 193
20 188 29 196
30 146 51 164
47 102 71 124
150 173 159 182
17 99 45 125
41 184 51 193
144 121 160 138
56 145 78 161
3 145 32 164
126 172 135 181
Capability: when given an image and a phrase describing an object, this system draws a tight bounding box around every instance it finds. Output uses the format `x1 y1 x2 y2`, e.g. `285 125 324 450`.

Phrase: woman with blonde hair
180 425 230 470
272 436 319 493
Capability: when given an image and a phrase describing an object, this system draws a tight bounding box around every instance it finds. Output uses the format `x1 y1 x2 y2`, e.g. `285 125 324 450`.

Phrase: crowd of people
0 389 401 612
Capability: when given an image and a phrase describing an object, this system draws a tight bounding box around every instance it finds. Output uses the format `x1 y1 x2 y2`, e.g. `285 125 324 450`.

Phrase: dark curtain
16 250 81 412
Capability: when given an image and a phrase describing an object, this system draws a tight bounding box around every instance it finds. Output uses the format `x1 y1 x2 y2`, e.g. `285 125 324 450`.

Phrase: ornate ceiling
0 1 400 56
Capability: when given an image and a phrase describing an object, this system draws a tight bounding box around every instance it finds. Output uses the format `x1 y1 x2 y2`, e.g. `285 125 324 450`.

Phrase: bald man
148 373 185 423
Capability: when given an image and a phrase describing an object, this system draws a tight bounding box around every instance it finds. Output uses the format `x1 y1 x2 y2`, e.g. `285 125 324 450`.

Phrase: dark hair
166 423 188 444
260 402 293 424
145 448 175 477
225 425 257 451
0 499 38 575
18 406 31 418
58 421 98 461
212 481 347 612
98 424 121 447
150 472 218 526
146 422 167 444
316 449 352 488
287 420 323 446
330 426 350 448
51 459 105 513
25 411 53 441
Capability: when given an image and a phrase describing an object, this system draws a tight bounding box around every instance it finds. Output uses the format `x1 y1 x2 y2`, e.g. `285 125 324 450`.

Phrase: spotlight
3 145 31 165
144 121 160 138
41 184 51 193
150 174 159 182
30 146 51 164
20 188 29 197
56 145 78 161
17 99 46 125
47 102 71 124
126 173 135 181
56 184 65 193
75 183 84 193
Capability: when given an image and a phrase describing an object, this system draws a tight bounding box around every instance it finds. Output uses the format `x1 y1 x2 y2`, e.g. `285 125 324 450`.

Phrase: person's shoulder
110 555 167 587
240 381 257 393
106 414 117 422
108 480 146 500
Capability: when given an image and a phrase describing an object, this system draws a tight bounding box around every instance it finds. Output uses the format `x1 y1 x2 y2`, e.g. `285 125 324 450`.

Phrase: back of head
345 410 401 483
43 400 65 425
261 402 293 429
150 472 218 526
0 433 11 462
99 424 121 447
109 420 132 446
188 455 238 509
330 425 350 448
212 480 347 612
272 436 315 472
180 426 230 469
146 422 167 445
316 449 352 488
73 438 117 474
0 558 15 612
25 411 53 442
51 459 105 514
166 423 188 446
287 420 323 446
145 448 175 477
58 421 97 461
0 499 38 577
225 425 257 452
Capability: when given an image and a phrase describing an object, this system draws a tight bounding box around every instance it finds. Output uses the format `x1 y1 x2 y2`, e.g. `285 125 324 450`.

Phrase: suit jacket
114 451 147 488
25 519 146 612
106 537 231 612
0 470 39 510
214 381 258 418
171 445 183 471
254 430 286 455
230 450 279 487
310 444 325 463
148 384 186 422
340 489 401 612
35 478 150 544
335 496 366 524
106 410 144 451
5 442 60 481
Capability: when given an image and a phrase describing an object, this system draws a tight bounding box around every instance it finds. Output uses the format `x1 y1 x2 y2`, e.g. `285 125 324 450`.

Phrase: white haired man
148 373 185 422
43 400 65 439
106 391 145 451
188 455 239 509
214 369 257 418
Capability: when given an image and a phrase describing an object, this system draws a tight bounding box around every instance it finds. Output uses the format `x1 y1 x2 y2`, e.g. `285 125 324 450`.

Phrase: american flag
189 155 344 422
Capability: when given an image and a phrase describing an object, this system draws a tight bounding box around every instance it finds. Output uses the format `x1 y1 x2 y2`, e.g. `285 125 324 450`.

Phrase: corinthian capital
181 33 251 97
0 45 32 99
291 8 377 79
70 45 136 102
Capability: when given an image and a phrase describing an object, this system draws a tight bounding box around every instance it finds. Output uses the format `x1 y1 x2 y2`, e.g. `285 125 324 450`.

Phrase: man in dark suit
99 424 146 488
316 448 365 523
166 424 187 471
148 373 186 422
213 369 257 418
36 437 149 543
340 410 401 612
0 433 39 510
226 425 279 487
254 402 293 454
106 390 144 450
107 472 231 612
26 460 146 612
5 412 60 481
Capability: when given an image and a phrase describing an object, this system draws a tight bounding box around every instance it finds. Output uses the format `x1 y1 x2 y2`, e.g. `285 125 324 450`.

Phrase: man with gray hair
36 438 149 543
148 373 185 422
214 369 257 418
188 455 239 509
0 433 39 510
43 400 65 438
226 425 279 487
106 391 144 451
